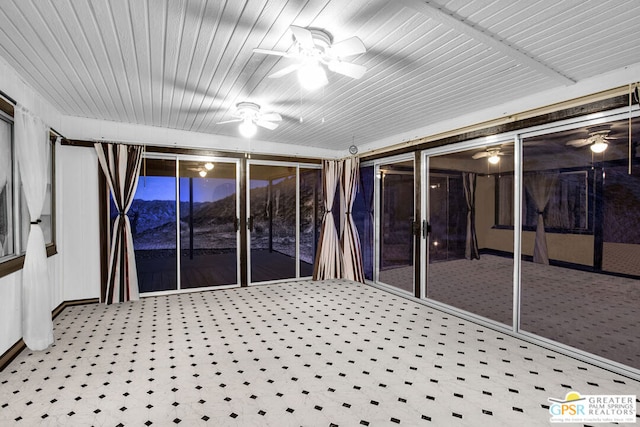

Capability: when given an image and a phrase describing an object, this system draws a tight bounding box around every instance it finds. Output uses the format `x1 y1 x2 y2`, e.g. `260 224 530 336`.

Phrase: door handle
248 216 254 231
422 220 431 238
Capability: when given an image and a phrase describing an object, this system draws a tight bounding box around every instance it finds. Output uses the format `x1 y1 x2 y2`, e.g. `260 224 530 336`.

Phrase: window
495 170 590 233
0 116 13 258
0 109 56 273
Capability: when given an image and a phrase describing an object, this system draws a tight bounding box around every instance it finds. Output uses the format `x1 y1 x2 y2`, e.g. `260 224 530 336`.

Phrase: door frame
420 135 520 328
135 153 242 296
367 153 415 294
245 159 321 285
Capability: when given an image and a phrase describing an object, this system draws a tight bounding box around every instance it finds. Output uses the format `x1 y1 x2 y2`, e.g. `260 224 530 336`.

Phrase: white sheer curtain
341 157 364 282
313 160 343 280
525 172 558 264
15 105 54 351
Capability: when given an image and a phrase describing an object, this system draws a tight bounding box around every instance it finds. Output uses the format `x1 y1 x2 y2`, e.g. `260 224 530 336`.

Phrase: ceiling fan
253 26 367 90
566 126 616 153
217 102 282 138
472 148 509 164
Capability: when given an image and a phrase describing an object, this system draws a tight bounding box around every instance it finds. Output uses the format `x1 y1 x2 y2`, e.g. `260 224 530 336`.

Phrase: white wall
56 144 101 302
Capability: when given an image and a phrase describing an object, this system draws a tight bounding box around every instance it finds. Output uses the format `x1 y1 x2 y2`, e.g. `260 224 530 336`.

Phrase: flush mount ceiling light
254 26 367 91
216 102 282 138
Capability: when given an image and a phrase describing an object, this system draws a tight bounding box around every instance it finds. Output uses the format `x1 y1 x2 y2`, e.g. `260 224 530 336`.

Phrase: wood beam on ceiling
398 0 575 86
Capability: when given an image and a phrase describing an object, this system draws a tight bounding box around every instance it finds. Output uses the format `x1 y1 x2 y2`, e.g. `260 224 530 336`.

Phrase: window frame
494 168 593 235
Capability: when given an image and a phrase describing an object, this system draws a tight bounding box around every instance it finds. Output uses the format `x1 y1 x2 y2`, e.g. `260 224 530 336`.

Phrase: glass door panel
299 168 323 277
425 145 514 325
249 164 297 283
178 160 238 289
129 158 178 293
378 160 414 292
520 118 640 370
353 165 375 280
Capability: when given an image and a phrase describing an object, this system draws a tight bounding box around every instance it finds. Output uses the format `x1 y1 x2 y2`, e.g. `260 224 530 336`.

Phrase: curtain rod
0 89 67 140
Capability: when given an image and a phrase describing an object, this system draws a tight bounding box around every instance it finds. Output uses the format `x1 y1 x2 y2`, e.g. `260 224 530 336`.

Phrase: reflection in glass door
519 118 640 370
423 143 514 326
129 158 178 293
299 168 323 276
179 160 239 288
248 164 298 283
377 159 415 293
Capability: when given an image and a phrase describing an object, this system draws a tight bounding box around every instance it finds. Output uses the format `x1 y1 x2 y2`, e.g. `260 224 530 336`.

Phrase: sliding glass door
247 162 321 284
127 156 240 293
421 142 515 326
519 116 640 370
179 160 239 288
129 158 178 293
376 157 415 293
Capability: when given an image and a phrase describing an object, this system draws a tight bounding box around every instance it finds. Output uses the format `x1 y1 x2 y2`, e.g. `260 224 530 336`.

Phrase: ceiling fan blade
216 118 242 125
330 36 366 58
328 60 366 79
290 25 314 49
268 63 301 78
260 112 282 122
256 120 279 130
566 139 590 147
472 151 489 159
253 48 291 58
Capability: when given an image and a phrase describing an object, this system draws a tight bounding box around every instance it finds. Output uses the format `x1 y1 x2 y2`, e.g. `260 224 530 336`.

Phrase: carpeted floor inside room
1 279 638 426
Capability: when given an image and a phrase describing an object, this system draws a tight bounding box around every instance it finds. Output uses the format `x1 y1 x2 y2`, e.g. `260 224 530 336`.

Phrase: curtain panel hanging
95 143 144 304
15 105 54 351
341 157 365 282
313 160 343 280
524 172 558 264
462 172 480 260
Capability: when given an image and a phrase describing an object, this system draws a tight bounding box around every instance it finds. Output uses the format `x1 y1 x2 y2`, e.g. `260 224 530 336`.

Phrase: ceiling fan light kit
590 141 608 153
297 59 328 90
487 153 501 164
239 118 258 138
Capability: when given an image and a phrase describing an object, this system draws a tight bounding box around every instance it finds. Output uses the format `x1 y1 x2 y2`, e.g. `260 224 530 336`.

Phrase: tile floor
1 279 638 426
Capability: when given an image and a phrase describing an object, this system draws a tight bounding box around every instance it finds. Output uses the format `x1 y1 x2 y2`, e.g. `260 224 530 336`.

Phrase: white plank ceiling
0 0 639 153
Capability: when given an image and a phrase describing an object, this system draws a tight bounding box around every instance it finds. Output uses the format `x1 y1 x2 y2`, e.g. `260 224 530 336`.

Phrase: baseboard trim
0 297 99 372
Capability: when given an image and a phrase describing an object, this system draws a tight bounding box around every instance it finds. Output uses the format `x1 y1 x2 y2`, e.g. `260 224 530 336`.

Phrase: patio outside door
421 143 514 326
376 158 415 293
247 162 321 284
